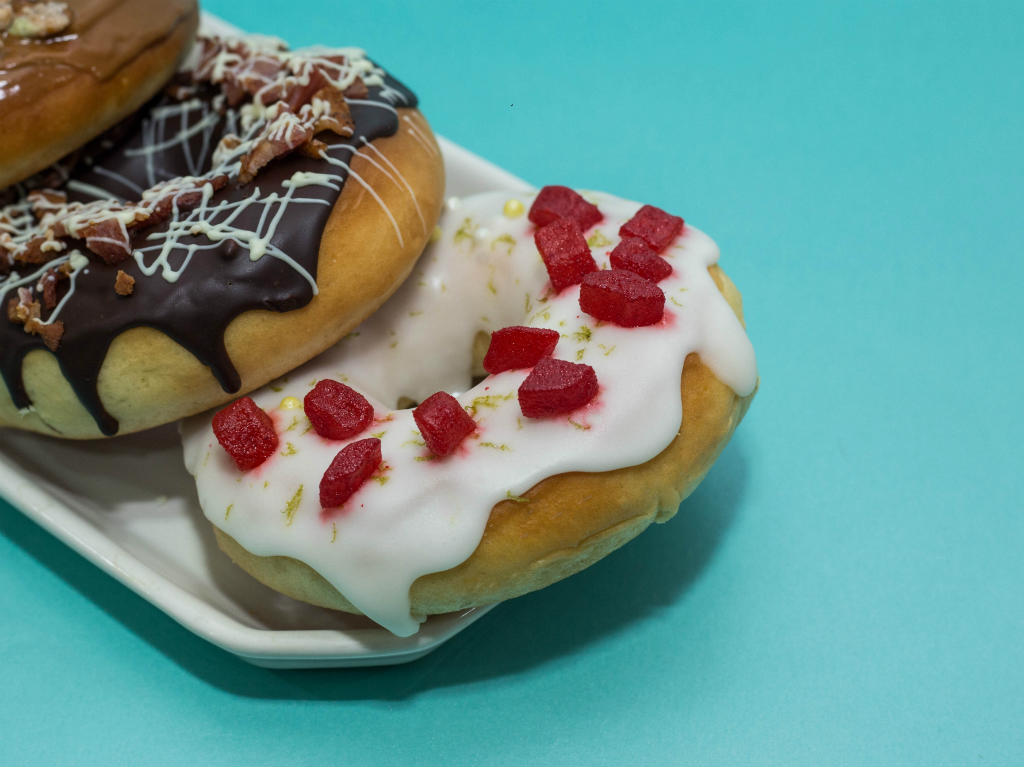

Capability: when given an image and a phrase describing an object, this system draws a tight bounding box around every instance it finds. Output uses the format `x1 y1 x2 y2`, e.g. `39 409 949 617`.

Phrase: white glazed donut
182 188 758 636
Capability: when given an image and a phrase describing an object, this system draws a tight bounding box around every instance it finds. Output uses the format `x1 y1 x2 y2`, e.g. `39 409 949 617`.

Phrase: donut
0 0 199 189
0 34 445 437
182 187 758 636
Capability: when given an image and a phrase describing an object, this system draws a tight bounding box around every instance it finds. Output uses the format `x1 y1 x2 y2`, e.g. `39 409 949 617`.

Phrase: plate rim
0 14 531 665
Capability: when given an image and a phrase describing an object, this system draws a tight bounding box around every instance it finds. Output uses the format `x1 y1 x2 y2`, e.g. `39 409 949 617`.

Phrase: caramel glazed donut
183 187 759 636
0 0 200 190
0 33 444 437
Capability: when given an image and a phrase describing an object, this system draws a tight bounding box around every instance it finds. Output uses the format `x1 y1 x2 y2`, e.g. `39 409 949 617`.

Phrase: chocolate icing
0 66 416 435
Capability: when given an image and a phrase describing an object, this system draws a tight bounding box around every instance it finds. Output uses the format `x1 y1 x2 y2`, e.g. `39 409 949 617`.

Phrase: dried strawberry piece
320 438 382 509
609 237 672 282
528 186 603 230
534 218 597 292
483 326 560 374
413 392 477 457
579 269 665 327
304 379 374 440
518 358 598 418
618 205 684 253
213 397 279 471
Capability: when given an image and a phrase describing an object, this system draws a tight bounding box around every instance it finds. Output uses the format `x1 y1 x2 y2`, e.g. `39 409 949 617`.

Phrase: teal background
2 1 1022 763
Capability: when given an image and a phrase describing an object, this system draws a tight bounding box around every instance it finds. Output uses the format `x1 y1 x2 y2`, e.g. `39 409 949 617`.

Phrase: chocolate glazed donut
0 37 445 437
0 0 200 188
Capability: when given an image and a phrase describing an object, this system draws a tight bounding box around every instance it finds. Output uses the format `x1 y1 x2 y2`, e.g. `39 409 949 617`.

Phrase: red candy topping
304 379 374 440
528 185 603 231
212 397 279 471
619 205 684 253
518 357 598 418
579 269 665 327
320 438 382 510
534 218 598 292
413 392 477 457
609 237 672 282
483 326 560 374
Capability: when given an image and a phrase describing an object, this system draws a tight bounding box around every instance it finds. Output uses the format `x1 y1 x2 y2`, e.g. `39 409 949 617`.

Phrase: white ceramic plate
0 15 533 669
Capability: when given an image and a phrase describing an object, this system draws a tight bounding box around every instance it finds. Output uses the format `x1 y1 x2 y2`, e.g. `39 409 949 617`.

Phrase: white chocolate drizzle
182 190 758 636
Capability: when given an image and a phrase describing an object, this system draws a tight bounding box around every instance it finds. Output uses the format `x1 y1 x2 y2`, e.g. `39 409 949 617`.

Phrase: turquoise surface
1 1 1022 763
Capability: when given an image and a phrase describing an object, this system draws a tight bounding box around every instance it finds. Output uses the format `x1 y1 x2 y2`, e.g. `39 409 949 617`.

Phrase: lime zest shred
282 485 303 526
466 391 514 417
479 441 511 452
454 217 477 246
491 233 516 255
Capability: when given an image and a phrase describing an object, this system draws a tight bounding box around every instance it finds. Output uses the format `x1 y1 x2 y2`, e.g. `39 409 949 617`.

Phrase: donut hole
387 328 492 411
471 329 490 380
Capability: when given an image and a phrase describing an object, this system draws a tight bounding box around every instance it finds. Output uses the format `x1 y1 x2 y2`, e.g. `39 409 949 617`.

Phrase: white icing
182 190 757 636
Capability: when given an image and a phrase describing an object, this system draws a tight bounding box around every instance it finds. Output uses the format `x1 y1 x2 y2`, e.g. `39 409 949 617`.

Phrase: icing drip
182 190 758 636
0 36 418 434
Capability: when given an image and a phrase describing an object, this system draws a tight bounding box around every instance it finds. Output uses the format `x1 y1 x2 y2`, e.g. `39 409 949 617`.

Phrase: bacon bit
193 37 363 187
194 37 286 89
114 270 135 296
310 86 355 137
274 67 328 110
238 57 287 104
14 235 55 266
9 287 40 325
24 317 64 351
221 78 247 108
6 283 64 349
239 112 314 184
113 270 135 296
343 78 368 99
81 218 132 265
298 138 328 159
140 174 229 231
37 268 61 310
27 189 68 220
214 134 242 158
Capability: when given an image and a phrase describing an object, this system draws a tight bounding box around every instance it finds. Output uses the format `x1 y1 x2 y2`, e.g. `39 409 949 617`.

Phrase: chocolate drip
0 72 417 435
